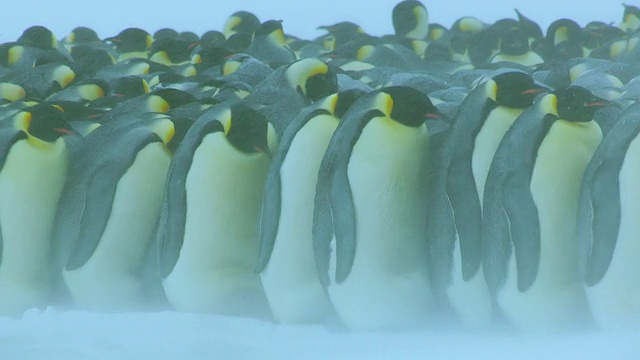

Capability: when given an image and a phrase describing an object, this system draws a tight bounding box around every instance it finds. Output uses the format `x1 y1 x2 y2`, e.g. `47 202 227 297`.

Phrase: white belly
63 143 171 311
328 118 433 330
0 137 68 316
261 115 337 324
163 132 272 319
472 106 523 205
498 120 602 332
587 134 640 330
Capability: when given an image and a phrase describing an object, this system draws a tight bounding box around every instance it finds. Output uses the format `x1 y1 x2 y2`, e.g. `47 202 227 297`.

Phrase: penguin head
153 28 179 41
18 26 57 50
286 58 338 102
318 21 365 48
546 19 582 47
620 4 640 33
223 11 261 39
106 28 153 53
334 88 367 118
552 85 611 122
217 103 277 156
146 88 196 113
66 27 100 44
378 86 441 128
486 70 545 109
514 9 543 43
428 23 448 42
110 75 150 97
392 0 429 40
20 103 76 142
149 37 198 66
253 20 287 46
200 30 226 44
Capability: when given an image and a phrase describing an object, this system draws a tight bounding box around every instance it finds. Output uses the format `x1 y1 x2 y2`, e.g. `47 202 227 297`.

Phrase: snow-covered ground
1 309 638 359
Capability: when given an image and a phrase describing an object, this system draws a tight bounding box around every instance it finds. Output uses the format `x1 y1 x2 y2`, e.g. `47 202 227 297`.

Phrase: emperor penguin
50 113 188 311
257 89 365 324
247 20 297 69
578 101 640 330
428 70 543 328
158 102 278 319
482 86 609 332
313 86 441 330
0 104 74 317
244 57 338 137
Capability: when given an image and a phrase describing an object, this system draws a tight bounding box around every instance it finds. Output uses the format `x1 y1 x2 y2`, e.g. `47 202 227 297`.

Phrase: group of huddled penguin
2 0 640 333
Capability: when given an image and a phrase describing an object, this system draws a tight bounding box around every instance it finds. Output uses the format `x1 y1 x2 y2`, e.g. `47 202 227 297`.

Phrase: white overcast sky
0 0 633 42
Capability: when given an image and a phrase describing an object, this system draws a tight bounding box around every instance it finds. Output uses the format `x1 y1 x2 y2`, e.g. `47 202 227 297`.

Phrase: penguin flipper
256 166 282 273
502 170 540 293
447 152 483 280
583 158 622 286
157 161 188 279
65 164 121 271
329 159 356 284
482 167 512 296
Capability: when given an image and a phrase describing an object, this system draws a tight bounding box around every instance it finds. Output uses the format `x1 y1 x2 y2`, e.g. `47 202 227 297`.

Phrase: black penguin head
109 75 150 97
67 27 100 44
253 20 286 44
286 58 338 102
149 88 197 111
621 4 640 33
18 26 57 50
153 28 179 41
218 103 276 156
546 19 582 47
106 28 153 53
428 23 448 42
553 85 611 122
450 17 487 55
22 103 76 141
392 0 429 40
149 38 198 65
488 70 545 109
498 26 531 56
334 89 367 118
514 9 543 41
200 30 226 44
380 86 440 128
223 11 261 38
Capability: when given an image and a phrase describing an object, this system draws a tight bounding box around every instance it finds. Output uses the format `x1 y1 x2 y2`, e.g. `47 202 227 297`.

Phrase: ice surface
0 308 638 359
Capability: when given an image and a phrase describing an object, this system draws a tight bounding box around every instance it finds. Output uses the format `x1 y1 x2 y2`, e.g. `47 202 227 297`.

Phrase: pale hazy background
0 0 632 42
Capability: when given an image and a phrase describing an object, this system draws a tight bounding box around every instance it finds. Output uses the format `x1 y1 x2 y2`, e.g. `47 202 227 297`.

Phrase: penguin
619 4 640 33
482 86 609 332
148 37 197 67
313 86 440 330
578 101 640 329
0 83 26 103
427 70 543 328
218 53 273 87
157 102 278 318
247 20 297 69
50 113 188 311
392 0 429 41
0 103 74 316
244 57 338 137
257 89 365 324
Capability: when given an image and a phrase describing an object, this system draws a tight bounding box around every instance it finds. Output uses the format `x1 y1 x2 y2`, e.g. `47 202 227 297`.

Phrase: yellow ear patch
150 118 175 145
148 95 170 113
146 35 153 49
219 108 233 134
286 58 329 93
554 26 568 46
53 65 75 89
268 28 287 46
539 93 559 116
8 46 25 66
13 111 32 132
149 51 172 66
223 16 242 38
484 79 498 102
459 18 483 33
191 53 202 65
142 79 150 94
0 83 26 102
67 32 76 44
373 92 393 117
356 45 375 61
610 40 628 58
79 84 105 101
223 60 241 76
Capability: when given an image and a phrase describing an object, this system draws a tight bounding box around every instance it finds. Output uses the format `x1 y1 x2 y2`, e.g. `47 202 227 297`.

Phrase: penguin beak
585 100 610 107
253 145 272 159
54 127 80 137
521 88 546 96
425 112 441 119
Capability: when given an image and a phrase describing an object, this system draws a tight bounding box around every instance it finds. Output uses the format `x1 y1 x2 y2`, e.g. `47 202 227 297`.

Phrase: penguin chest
261 116 338 322
472 106 523 204
0 138 67 315
264 115 338 278
328 119 432 330
178 132 271 273
63 143 171 308
588 134 640 329
0 138 68 281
